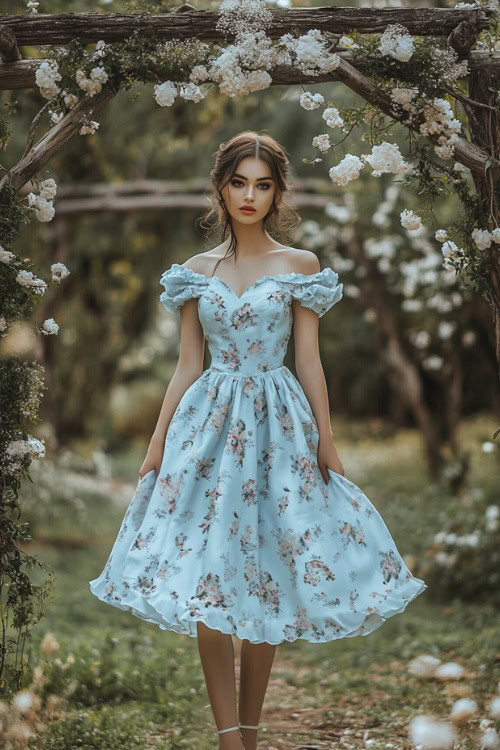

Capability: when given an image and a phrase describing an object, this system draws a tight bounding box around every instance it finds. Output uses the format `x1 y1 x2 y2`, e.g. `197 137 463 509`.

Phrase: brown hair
197 130 301 276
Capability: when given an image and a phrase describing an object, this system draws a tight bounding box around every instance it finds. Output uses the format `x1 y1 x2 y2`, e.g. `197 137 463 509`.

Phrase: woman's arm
292 259 344 484
139 296 205 477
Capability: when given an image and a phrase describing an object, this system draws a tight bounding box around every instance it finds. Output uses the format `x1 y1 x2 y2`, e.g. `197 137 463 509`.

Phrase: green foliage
423 490 500 606
30 706 149 749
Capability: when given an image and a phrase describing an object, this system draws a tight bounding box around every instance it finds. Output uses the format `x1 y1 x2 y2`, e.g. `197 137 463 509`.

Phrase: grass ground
10 414 500 748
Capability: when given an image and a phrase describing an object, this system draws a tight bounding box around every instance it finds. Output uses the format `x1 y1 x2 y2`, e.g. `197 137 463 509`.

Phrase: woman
90 131 427 750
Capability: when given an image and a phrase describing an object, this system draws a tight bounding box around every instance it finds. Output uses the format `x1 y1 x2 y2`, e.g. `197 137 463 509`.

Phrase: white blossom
79 120 100 135
378 24 415 63
75 69 103 96
179 83 206 102
35 60 62 100
26 0 39 12
322 106 344 128
89 66 108 84
16 270 47 295
472 228 492 250
492 228 500 243
435 230 448 242
51 262 70 282
329 154 364 186
312 134 331 152
419 97 461 160
482 441 495 453
279 29 341 76
300 91 324 110
441 240 459 258
63 91 79 109
40 318 59 335
400 209 422 231
362 142 410 176
189 65 210 84
0 246 15 264
39 178 57 201
6 436 46 461
154 81 178 107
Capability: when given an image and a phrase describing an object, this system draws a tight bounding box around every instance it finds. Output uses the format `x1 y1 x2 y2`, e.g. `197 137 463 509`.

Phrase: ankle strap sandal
214 724 242 736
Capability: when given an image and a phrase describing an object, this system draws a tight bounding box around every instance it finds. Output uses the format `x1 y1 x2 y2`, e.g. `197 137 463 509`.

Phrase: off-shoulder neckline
166 262 336 301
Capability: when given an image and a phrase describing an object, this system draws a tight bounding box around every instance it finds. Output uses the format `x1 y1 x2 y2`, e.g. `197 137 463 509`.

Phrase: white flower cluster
26 0 39 13
420 97 462 160
51 262 70 283
361 142 411 176
16 270 47 295
322 106 344 129
216 0 274 39
430 46 469 85
1 252 68 337
390 86 420 123
26 178 57 223
329 154 364 187
312 134 331 153
400 208 423 231
40 318 59 335
328 142 411 187
0 246 15 264
378 24 415 62
279 29 341 77
79 120 100 135
300 92 324 111
35 60 62 100
5 436 46 465
75 66 109 96
472 227 500 250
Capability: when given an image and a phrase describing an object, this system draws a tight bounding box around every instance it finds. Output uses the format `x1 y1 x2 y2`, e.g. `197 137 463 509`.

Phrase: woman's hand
138 439 164 480
317 437 344 484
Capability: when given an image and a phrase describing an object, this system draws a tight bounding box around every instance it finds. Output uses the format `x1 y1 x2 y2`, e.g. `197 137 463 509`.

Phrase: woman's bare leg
238 639 277 750
197 621 244 749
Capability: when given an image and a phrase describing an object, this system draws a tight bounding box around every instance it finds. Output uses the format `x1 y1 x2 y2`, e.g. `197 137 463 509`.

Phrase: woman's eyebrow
233 173 274 181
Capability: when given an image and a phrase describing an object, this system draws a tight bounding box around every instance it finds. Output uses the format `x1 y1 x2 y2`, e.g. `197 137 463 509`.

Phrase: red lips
240 206 256 213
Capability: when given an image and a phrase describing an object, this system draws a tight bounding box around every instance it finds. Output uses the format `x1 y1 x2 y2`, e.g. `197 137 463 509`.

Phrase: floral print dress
89 262 427 645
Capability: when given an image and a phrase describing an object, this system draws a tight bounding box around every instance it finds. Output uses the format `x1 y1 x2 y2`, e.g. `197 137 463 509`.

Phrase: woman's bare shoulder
280 247 321 276
179 251 221 278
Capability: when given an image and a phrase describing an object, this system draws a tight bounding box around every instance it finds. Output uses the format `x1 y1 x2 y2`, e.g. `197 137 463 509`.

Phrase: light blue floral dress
89 262 427 644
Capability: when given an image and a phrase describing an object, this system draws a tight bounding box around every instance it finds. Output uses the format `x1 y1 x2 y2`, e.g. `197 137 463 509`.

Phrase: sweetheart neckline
169 262 331 301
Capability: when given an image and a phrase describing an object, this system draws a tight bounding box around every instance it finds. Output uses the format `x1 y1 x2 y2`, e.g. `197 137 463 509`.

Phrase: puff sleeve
159 263 210 314
279 267 343 317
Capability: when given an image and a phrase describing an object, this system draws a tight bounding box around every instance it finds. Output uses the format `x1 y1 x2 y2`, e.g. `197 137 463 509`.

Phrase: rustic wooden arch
1 4 499 372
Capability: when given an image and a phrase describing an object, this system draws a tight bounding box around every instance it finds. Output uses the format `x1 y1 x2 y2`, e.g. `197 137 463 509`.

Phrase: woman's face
220 156 276 224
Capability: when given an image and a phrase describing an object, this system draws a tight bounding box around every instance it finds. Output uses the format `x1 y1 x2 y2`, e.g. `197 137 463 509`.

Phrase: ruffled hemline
88 576 428 646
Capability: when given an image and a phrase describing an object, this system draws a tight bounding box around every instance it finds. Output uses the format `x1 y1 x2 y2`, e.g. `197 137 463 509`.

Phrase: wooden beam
0 7 495 46
2 48 498 92
0 86 116 192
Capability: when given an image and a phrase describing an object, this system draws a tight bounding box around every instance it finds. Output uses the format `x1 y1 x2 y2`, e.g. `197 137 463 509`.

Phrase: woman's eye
231 180 270 189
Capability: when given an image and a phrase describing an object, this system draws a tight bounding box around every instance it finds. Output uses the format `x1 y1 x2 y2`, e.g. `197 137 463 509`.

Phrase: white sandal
214 724 242 737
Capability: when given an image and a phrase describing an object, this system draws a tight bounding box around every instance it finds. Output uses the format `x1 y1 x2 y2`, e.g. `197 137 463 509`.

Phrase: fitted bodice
160 263 343 376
